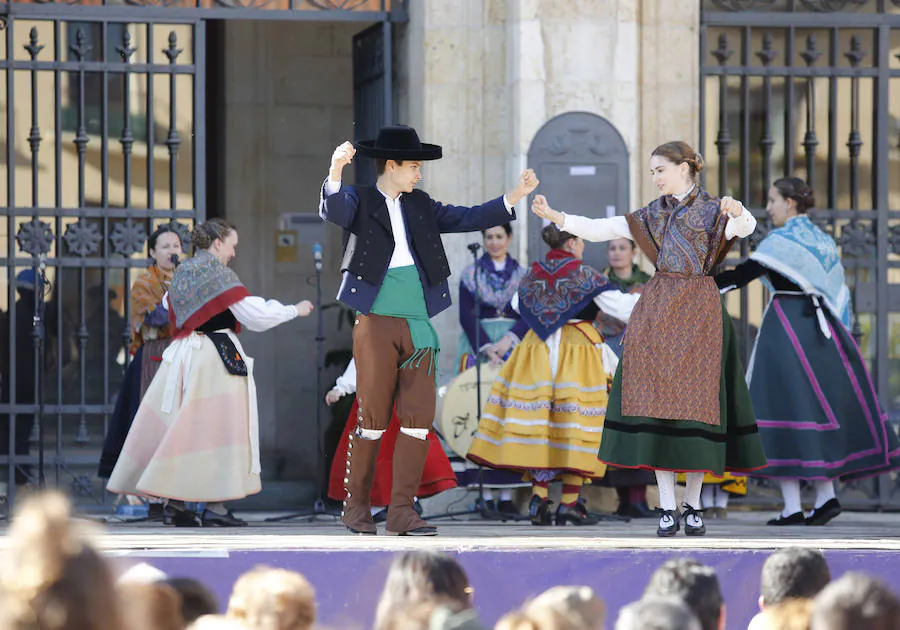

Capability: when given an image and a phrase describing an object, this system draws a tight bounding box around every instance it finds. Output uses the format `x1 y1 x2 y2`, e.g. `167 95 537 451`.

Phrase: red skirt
327 398 458 506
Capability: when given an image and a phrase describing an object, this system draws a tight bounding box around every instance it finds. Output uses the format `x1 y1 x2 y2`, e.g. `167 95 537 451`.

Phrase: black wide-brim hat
354 125 442 161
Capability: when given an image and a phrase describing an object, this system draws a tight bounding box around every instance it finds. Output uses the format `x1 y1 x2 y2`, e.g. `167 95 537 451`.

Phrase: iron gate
699 0 900 508
0 13 204 508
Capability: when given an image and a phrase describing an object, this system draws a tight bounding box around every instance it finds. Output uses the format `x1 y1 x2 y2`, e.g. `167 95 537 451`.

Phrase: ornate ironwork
110 219 148 256
306 0 375 9
16 219 54 256
63 220 102 257
888 225 900 257
797 0 869 11
709 0 777 10
837 221 876 259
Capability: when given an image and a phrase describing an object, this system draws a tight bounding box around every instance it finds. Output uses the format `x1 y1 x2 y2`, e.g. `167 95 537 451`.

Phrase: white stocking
655 470 677 511
684 472 704 510
814 479 836 509
780 479 802 517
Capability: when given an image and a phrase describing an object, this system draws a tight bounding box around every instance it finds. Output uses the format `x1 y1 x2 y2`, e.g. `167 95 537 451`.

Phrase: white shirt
561 196 757 242
162 293 298 333
324 178 515 269
333 358 357 396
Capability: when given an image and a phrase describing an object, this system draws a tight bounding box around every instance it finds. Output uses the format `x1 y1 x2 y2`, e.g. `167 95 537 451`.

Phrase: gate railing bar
1 4 403 23
5 15 18 505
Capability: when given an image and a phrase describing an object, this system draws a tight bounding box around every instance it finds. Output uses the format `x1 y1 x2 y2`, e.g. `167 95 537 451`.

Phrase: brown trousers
352 313 436 431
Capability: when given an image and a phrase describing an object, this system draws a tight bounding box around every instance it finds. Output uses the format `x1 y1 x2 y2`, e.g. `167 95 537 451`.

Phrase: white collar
673 185 695 202
376 185 403 203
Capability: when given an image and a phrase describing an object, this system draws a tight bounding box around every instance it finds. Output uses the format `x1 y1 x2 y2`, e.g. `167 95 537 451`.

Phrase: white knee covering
684 472 704 510
356 427 385 441
400 427 429 441
655 470 677 511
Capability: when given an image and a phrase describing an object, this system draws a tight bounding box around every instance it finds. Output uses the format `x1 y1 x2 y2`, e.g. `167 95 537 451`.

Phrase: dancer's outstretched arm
531 194 632 243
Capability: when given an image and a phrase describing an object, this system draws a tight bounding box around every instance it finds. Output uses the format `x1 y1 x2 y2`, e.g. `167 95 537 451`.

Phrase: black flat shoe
656 509 680 537
201 509 247 527
480 499 509 521
556 503 599 526
498 500 520 516
767 511 805 526
806 499 842 526
528 495 553 526
681 504 706 537
617 501 656 519
372 508 388 523
168 506 202 528
148 503 165 523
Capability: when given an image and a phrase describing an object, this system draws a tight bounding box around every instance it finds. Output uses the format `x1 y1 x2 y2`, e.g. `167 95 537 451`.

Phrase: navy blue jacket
320 183 515 317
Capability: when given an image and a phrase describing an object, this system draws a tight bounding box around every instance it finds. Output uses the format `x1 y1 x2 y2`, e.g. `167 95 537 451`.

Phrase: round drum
435 363 501 458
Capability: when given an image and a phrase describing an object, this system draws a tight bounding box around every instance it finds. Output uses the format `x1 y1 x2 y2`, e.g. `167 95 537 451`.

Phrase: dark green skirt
598 303 767 475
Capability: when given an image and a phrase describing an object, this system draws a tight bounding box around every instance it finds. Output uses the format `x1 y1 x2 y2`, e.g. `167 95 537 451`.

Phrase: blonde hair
227 567 316 630
526 586 605 630
1 491 123 630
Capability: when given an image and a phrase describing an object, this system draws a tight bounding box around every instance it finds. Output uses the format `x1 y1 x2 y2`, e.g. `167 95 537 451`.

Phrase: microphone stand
31 254 48 489
423 243 524 523
267 244 340 522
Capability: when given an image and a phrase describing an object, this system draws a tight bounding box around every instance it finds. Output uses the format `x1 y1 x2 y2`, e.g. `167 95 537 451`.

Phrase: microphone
38 252 46 272
467 243 481 254
170 254 180 268
313 243 323 271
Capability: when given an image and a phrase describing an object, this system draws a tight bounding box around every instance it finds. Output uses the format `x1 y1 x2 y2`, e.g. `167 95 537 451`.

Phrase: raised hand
506 169 540 206
295 300 315 317
531 194 564 227
720 196 743 219
329 141 356 179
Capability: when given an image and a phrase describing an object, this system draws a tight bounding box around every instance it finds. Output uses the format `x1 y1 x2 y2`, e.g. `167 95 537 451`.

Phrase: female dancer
453 223 531 516
325 358 457 521
99 226 182 487
467 224 638 526
532 141 767 536
716 176 900 525
108 219 313 526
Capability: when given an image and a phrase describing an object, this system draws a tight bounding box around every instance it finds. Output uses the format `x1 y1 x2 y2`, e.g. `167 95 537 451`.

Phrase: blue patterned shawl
751 215 851 327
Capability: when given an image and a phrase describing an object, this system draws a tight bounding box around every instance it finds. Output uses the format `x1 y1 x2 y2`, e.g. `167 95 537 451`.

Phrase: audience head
810 572 900 630
643 558 725 630
375 551 473 630
1 491 123 630
164 578 220 626
118 582 185 630
380 598 485 630
754 598 813 630
615 597 702 630
760 548 831 609
525 586 605 630
227 566 315 630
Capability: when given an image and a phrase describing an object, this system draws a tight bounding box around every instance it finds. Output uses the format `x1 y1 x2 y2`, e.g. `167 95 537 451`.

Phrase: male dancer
320 125 537 535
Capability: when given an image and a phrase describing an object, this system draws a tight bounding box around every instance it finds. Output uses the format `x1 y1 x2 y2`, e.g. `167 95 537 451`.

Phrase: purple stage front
100 514 900 629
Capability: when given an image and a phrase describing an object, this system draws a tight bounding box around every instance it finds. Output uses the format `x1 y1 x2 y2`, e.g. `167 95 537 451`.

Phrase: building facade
0 0 897 510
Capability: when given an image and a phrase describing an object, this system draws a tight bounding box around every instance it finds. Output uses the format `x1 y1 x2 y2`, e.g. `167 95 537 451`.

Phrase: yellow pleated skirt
467 323 609 478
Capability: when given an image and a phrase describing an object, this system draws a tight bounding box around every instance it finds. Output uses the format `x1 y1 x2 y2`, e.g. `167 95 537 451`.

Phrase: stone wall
400 0 700 382
222 20 360 493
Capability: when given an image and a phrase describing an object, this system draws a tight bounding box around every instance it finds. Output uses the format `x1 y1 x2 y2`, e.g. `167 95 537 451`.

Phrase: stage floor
79 510 900 551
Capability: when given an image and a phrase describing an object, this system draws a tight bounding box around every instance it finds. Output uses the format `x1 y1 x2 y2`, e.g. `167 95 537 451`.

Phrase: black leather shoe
767 511 805 526
480 499 508 521
617 501 656 519
556 503 599 526
656 509 679 537
498 500 520 516
167 505 201 528
528 495 553 526
390 524 438 536
201 509 247 527
372 508 388 523
806 499 842 526
681 504 707 537
148 503 165 523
